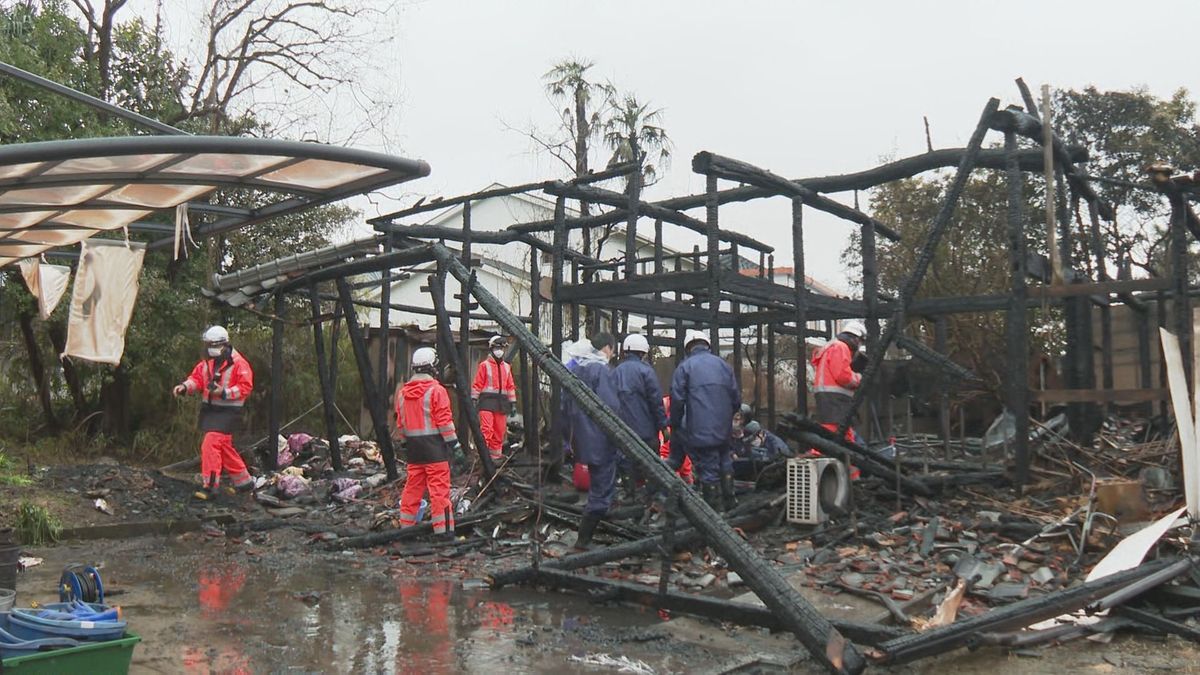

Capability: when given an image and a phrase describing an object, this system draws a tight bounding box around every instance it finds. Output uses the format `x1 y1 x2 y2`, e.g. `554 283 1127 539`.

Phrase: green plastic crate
0 632 139 674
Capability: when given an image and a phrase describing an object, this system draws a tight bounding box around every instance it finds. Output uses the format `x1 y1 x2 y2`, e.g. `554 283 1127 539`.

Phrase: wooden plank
1029 388 1169 403
1029 278 1173 299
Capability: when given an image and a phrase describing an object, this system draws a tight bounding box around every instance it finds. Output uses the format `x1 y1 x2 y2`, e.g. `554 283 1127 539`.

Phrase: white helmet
623 333 650 354
412 347 438 369
841 320 867 339
684 329 709 350
202 325 229 344
488 335 507 349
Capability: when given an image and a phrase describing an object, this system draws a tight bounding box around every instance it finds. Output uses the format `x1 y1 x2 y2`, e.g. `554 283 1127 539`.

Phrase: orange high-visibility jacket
471 357 516 413
183 350 253 433
396 376 458 464
811 339 860 424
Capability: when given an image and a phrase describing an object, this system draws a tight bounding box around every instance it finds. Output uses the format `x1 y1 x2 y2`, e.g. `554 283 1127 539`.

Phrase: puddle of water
17 537 703 674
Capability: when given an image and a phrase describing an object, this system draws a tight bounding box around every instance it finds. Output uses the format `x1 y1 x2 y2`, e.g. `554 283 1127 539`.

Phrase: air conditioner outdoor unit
786 457 850 525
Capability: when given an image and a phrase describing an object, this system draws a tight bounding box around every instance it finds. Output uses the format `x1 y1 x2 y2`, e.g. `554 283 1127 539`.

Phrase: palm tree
542 59 614 189
602 93 672 188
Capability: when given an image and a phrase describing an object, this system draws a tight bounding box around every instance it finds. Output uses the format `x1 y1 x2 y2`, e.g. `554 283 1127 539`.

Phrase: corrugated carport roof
0 135 430 266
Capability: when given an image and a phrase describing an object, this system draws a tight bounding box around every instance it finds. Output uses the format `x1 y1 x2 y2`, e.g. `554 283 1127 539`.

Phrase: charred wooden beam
274 245 436 294
692 152 900 241
655 146 1088 212
429 269 497 478
544 181 773 252
876 557 1191 665
308 284 342 471
528 568 906 647
557 271 712 301
432 243 866 675
336 277 399 480
837 99 1000 437
778 418 932 497
893 334 978 381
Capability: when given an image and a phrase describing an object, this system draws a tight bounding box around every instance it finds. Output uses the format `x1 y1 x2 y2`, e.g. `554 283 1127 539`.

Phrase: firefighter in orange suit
173 325 254 499
810 320 867 479
471 335 517 462
395 347 460 536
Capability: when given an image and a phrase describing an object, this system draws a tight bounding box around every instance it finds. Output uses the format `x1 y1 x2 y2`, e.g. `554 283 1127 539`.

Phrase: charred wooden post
934 316 951 458
335 277 398 480
731 241 743 389
570 258 582 339
459 201 474 444
1086 201 1115 405
307 284 341 471
378 233 392 399
767 254 778 428
1004 130 1031 485
792 197 809 415
549 196 567 469
429 269 496 478
1170 195 1193 391
528 247 541 455
705 173 721 349
861 220 879 355
836 98 1001 438
1059 180 1099 441
432 243 866 675
266 291 285 471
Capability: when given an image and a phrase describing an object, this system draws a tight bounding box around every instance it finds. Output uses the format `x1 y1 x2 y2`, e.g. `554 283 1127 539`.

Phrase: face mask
750 436 764 448
207 346 224 358
491 348 505 359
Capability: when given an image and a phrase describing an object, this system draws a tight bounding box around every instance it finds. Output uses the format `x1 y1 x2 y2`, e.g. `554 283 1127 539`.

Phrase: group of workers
172 317 871 544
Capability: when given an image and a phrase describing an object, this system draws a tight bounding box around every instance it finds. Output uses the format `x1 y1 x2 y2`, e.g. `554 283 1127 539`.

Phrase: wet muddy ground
10 533 1200 673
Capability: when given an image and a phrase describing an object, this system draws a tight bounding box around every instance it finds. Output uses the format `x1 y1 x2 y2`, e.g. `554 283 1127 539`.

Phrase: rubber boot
575 514 601 550
700 482 722 511
720 474 739 512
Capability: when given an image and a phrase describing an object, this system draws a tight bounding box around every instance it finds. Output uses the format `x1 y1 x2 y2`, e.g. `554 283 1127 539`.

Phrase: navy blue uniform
669 345 740 485
564 355 621 516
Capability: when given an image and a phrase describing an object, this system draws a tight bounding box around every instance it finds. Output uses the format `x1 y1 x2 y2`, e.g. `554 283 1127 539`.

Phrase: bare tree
69 0 129 97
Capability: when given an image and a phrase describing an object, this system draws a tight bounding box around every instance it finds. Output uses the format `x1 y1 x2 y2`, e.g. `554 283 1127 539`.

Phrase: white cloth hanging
63 239 147 365
17 258 72 320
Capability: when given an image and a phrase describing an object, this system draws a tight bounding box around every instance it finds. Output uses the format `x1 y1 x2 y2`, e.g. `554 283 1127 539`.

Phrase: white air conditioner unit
786 457 850 525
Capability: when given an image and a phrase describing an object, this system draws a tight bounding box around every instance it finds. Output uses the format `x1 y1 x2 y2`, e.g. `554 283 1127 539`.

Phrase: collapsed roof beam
542 182 774 253
655 146 1087 213
692 152 901 242
368 161 638 224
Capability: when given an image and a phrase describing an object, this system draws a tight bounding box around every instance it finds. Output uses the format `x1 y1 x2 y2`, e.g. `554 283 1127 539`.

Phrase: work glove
172 384 187 397
851 348 869 373
449 440 466 464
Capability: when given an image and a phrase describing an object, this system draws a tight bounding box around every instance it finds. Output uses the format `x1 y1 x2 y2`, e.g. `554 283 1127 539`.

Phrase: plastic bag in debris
275 435 291 467
983 410 1016 451
338 435 362 447
359 442 382 464
331 477 361 502
277 474 311 498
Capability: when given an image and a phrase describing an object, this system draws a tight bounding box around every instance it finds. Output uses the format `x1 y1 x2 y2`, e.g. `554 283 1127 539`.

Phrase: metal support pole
308 284 342 471
335 277 398 480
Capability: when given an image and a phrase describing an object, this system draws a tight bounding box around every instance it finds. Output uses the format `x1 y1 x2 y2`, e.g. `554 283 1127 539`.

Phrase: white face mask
750 436 764 448
491 348 505 359
207 346 225 358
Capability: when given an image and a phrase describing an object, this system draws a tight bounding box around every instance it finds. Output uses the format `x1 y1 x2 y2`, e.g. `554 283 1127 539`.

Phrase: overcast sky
149 0 1200 291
